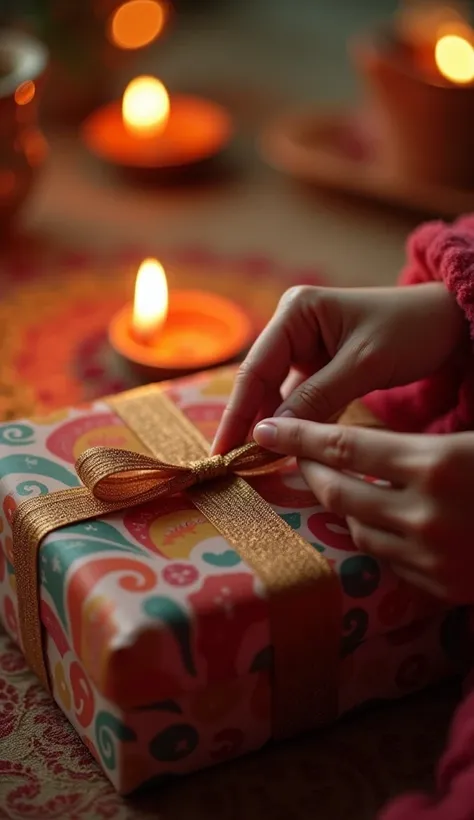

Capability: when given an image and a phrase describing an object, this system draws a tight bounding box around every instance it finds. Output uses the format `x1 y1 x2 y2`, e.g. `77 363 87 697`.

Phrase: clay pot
0 29 48 230
353 29 474 189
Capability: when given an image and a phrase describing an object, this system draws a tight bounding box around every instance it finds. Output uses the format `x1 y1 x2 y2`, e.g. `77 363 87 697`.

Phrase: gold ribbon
12 387 342 739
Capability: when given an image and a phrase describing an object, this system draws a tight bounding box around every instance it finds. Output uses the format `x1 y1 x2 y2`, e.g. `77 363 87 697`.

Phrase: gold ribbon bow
75 442 285 506
12 387 342 740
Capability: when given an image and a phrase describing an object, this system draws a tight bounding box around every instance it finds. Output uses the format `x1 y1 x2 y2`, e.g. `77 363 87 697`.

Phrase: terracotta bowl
353 29 474 189
0 30 48 230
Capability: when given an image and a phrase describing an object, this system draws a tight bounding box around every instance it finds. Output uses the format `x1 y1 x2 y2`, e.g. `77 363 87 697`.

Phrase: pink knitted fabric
363 214 474 433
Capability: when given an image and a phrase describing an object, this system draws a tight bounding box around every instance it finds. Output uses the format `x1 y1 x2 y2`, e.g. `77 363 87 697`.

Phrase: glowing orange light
14 80 35 106
132 258 168 341
435 32 474 83
109 0 165 50
122 76 170 137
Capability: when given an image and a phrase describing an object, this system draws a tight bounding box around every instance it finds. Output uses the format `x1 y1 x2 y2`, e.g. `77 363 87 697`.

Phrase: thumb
275 345 377 422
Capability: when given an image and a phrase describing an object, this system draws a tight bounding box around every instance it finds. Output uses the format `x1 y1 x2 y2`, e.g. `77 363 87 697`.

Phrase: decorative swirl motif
94 711 136 771
149 723 199 762
143 596 196 676
16 480 49 497
70 661 95 728
341 608 369 657
67 556 158 661
0 424 35 447
41 539 150 629
40 601 70 658
0 454 78 486
210 727 244 761
53 661 71 711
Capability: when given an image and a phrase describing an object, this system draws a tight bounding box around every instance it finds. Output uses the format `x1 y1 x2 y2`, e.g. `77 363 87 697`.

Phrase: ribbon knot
190 454 228 482
74 441 285 508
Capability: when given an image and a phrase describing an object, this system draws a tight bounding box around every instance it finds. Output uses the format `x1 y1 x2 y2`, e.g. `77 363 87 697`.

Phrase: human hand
253 417 474 604
213 283 464 454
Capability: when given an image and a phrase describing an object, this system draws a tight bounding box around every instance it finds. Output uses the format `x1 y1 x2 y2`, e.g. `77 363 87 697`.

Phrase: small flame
132 259 168 341
435 32 474 83
122 76 170 137
109 0 165 50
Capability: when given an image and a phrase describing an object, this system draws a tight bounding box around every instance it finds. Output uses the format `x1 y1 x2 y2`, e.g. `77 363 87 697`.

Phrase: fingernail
275 409 295 419
253 421 277 447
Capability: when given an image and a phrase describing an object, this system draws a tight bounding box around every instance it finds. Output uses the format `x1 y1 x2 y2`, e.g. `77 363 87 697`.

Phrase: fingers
274 339 378 423
212 286 323 454
254 418 418 485
298 460 403 531
346 517 407 560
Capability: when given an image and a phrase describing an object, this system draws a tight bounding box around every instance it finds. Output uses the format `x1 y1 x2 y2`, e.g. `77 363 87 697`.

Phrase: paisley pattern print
0 365 468 796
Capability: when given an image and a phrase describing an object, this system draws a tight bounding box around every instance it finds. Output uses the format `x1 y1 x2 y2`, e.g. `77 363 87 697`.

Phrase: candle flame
122 76 170 137
109 0 165 50
132 258 168 340
435 32 474 83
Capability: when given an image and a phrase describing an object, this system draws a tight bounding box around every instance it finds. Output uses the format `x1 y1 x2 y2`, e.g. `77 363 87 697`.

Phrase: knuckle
407 504 439 539
352 337 387 385
295 381 333 421
279 284 316 311
418 452 450 493
320 478 343 515
349 521 371 554
325 426 354 470
287 420 304 453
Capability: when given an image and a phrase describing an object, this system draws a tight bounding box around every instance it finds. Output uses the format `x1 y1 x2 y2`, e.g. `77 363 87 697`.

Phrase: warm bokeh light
132 258 168 340
14 80 35 106
435 33 474 83
109 0 165 50
122 76 170 136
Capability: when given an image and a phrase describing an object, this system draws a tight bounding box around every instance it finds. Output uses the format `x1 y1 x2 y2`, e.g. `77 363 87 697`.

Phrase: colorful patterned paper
0 366 467 794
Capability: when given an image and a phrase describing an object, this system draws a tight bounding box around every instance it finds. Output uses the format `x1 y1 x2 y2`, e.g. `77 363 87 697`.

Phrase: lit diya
82 75 233 172
260 3 474 209
109 259 253 380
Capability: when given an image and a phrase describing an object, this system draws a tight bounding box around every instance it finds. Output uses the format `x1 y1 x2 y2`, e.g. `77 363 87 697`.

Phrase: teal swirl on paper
143 596 196 676
0 424 36 447
41 536 149 627
0 454 78 486
94 711 136 771
16 480 49 497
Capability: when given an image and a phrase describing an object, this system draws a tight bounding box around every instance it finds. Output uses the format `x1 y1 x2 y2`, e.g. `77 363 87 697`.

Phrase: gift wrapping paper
0 366 467 794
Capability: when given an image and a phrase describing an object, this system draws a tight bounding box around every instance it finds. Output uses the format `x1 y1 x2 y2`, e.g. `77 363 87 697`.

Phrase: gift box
0 365 469 794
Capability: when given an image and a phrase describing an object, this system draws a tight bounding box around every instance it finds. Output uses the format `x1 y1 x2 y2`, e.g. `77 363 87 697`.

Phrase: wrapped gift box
0 366 468 794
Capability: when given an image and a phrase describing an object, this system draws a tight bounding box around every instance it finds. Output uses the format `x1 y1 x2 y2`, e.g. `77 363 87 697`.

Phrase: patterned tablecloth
0 248 459 819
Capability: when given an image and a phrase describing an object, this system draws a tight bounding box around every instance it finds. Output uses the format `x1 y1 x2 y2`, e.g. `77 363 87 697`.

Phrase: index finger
253 418 422 484
211 318 291 454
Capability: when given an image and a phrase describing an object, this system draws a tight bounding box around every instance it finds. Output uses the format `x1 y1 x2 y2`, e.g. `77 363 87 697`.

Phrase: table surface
17 0 424 289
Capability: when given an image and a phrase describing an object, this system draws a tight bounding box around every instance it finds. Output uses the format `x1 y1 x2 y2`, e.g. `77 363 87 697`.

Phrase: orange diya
82 76 232 171
108 259 253 379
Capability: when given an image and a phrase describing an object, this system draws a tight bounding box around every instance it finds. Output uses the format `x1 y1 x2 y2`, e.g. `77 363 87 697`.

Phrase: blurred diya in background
0 30 48 230
108 258 253 381
81 74 233 173
260 1 474 215
21 0 169 122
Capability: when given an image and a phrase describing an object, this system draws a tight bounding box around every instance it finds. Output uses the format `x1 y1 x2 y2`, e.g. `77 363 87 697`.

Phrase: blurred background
0 0 418 285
